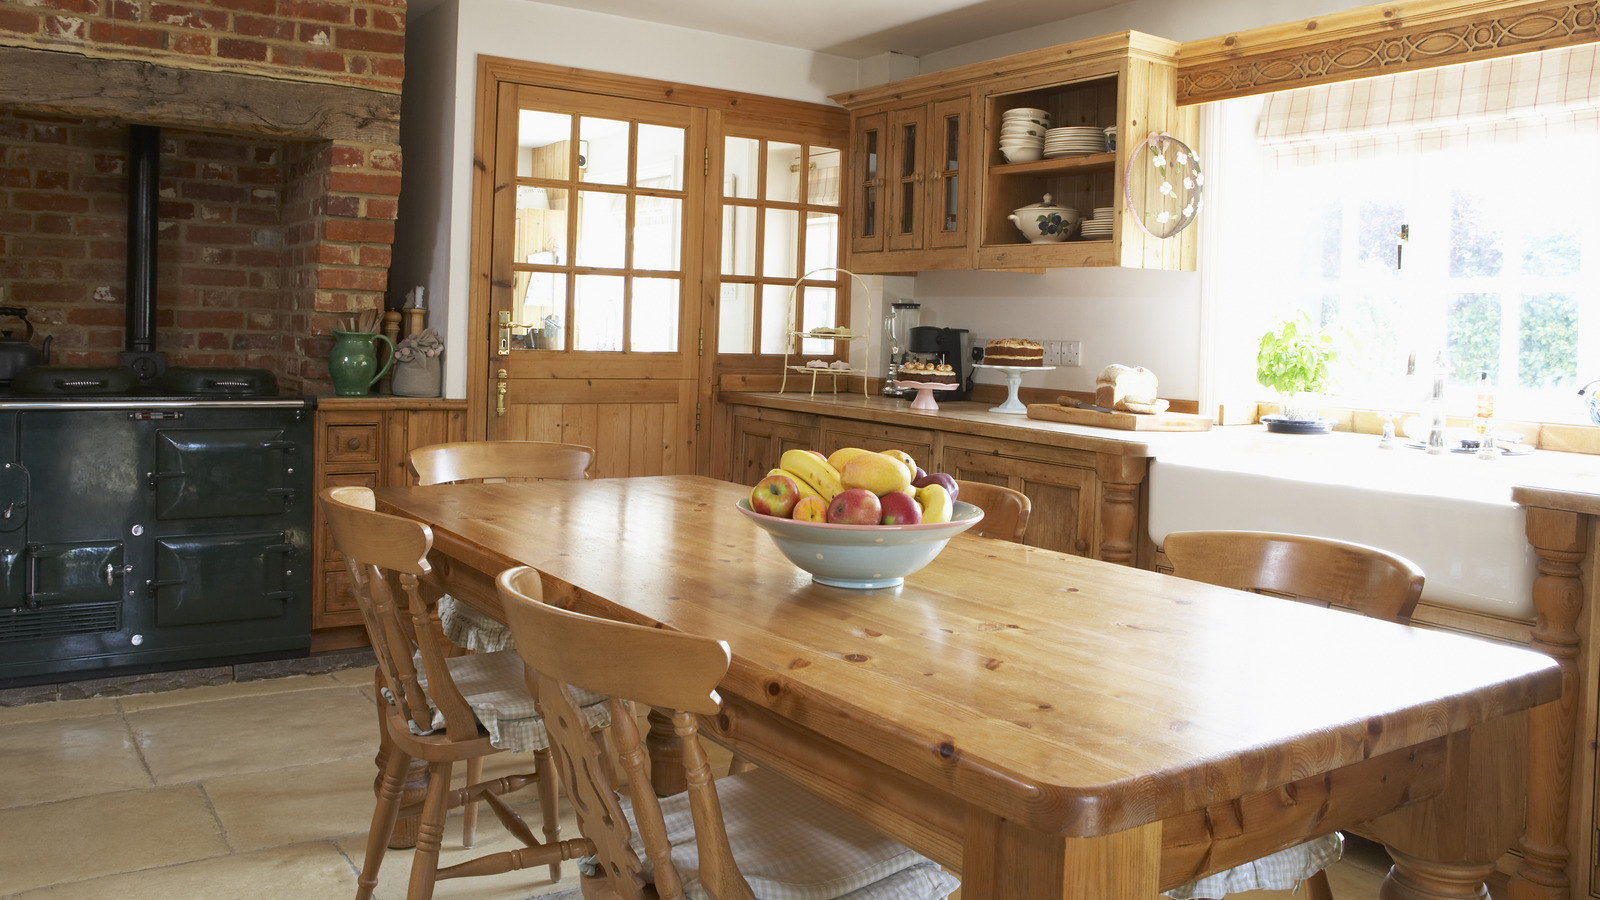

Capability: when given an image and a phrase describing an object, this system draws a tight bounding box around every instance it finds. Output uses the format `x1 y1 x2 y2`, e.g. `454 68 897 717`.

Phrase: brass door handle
497 311 539 356
496 368 508 417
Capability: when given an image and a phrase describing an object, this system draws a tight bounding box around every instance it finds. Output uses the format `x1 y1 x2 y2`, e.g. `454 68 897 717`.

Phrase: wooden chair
954 479 1031 543
405 439 595 485
496 565 960 900
1160 530 1426 900
320 486 609 900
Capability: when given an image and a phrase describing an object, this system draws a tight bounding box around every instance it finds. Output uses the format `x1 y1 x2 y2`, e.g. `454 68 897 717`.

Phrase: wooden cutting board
1025 403 1213 431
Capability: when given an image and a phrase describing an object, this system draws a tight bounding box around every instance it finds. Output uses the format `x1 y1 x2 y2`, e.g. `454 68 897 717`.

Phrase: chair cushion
437 593 515 653
611 765 958 900
415 649 611 753
1164 832 1343 899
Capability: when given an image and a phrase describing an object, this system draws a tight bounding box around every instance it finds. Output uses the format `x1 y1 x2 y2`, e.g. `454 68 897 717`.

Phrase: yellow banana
916 483 952 524
766 467 822 503
780 449 844 502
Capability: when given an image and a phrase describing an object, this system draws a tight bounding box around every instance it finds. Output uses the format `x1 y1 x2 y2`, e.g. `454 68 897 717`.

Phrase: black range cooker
0 367 314 686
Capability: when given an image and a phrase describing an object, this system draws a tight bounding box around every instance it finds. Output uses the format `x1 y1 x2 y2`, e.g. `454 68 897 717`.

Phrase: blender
881 302 921 396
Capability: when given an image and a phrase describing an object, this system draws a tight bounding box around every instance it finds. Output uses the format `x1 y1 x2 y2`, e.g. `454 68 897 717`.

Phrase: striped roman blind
1258 41 1600 166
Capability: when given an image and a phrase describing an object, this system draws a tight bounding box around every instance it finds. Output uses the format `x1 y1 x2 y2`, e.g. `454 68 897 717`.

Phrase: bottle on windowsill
1474 370 1495 434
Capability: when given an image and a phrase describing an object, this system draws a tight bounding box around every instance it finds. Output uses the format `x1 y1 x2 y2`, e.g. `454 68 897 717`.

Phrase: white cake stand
973 363 1056 414
894 380 958 411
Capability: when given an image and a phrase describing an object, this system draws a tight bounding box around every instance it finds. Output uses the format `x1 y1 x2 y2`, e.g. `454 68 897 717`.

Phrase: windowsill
1254 402 1600 456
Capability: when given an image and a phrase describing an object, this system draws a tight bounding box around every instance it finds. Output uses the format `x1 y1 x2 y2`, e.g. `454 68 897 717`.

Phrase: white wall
396 0 862 398
909 0 1372 404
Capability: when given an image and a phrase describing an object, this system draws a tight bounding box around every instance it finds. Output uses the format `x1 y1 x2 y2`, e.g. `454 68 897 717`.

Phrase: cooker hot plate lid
160 366 278 397
12 366 139 395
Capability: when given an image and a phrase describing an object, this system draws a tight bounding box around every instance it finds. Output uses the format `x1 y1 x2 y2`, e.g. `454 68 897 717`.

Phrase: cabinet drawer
326 424 379 465
315 567 364 629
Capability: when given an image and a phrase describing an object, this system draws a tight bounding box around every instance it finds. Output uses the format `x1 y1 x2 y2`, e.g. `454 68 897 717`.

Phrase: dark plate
1261 414 1335 435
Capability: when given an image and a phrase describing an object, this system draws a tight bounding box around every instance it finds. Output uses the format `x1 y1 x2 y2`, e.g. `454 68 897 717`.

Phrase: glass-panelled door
488 84 706 475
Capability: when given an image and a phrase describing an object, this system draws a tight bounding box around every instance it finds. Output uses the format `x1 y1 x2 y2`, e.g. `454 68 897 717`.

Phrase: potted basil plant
1256 314 1339 423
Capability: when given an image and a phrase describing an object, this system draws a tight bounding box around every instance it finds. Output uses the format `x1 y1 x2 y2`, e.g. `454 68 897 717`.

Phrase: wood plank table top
375 475 1561 899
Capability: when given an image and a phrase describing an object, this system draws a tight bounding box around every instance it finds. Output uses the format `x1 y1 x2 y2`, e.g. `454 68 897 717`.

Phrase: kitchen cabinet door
942 443 1098 557
818 419 938 474
727 405 820 486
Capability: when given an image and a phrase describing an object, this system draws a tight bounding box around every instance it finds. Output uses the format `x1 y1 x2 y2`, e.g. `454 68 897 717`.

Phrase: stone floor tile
128 685 376 784
0 714 149 809
0 696 118 726
116 672 345 713
205 756 377 852
11 840 357 900
0 786 228 894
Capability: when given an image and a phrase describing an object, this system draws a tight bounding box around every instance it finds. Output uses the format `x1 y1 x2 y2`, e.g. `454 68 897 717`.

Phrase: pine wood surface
375 476 1559 893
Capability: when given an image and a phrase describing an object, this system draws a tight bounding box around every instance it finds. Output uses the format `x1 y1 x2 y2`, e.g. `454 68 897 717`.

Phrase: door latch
497 368 508 417
497 311 539 356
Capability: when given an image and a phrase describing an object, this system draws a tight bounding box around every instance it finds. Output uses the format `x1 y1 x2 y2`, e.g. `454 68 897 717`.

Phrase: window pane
516 186 567 264
760 283 790 354
766 141 801 202
1520 293 1578 389
517 110 573 179
1450 193 1502 278
574 274 624 351
518 271 567 350
763 208 799 279
576 190 626 269
805 212 838 273
724 137 759 199
637 124 684 191
632 278 679 352
635 195 682 271
800 286 836 355
723 205 756 276
1524 228 1581 277
719 282 756 353
580 117 628 186
1446 293 1501 383
809 146 840 207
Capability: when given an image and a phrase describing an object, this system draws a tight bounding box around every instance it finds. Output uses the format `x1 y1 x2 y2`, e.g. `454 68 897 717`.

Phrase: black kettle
0 307 52 384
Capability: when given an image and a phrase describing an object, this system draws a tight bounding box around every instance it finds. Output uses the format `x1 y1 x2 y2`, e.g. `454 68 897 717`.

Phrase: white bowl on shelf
999 145 1043 163
1004 107 1050 120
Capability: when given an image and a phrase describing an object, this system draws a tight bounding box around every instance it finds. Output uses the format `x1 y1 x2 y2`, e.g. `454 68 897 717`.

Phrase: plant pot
1279 392 1323 422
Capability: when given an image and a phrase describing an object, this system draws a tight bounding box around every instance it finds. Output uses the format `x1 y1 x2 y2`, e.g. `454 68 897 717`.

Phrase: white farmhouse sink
1146 431 1539 619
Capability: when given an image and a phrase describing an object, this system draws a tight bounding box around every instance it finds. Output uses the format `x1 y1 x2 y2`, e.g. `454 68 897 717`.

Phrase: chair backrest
320 485 480 742
406 440 596 485
1161 530 1425 624
955 480 1031 543
497 566 749 900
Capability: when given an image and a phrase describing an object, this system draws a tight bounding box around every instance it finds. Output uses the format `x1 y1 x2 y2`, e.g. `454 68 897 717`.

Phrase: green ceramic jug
328 330 395 397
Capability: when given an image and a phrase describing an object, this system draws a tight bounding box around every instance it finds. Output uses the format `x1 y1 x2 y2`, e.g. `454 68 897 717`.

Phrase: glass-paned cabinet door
886 106 927 252
928 96 970 250
850 112 886 255
498 86 696 363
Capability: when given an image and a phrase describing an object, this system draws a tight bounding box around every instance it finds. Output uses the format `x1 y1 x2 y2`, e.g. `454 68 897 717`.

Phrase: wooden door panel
941 446 1098 557
501 379 693 477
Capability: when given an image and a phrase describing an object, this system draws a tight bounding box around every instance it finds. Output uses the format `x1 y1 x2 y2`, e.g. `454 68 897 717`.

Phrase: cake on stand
973 363 1056 414
894 380 958 411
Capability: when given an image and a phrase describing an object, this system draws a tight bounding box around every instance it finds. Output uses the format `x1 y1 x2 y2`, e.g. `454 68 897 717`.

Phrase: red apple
749 473 801 518
804 449 828 462
793 496 829 523
911 471 959 502
826 488 882 525
878 491 923 526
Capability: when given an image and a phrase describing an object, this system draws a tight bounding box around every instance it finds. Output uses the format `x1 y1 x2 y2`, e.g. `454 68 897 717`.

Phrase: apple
749 473 801 518
827 488 882 525
878 491 923 526
792 496 829 523
840 453 912 496
911 471 959 502
803 449 828 462
914 465 927 481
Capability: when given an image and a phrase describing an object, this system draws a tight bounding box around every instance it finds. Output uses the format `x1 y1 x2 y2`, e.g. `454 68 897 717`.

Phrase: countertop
727 390 1600 511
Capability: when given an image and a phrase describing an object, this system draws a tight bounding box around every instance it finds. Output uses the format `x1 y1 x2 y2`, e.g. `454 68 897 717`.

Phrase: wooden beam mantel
0 45 401 144
1177 0 1600 105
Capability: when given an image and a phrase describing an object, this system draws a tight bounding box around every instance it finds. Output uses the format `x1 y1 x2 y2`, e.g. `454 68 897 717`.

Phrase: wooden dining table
375 474 1561 900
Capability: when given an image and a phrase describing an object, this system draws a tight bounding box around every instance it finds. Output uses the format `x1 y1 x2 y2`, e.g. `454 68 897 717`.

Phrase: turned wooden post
1095 453 1147 567
372 668 431 849
1510 506 1587 900
647 706 688 796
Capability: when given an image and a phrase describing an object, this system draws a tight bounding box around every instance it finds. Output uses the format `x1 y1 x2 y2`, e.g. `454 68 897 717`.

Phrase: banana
766 467 822 503
916 483 952 524
780 449 844 502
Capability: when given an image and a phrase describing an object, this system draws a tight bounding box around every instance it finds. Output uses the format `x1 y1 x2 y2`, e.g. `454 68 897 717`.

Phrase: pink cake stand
895 380 958 410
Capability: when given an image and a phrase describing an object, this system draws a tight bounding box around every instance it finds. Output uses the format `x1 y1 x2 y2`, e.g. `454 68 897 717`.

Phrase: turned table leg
1510 507 1587 900
647 706 687 796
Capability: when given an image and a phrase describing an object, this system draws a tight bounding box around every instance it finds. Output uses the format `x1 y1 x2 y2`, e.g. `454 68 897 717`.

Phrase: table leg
962 809 1160 899
647 706 687 796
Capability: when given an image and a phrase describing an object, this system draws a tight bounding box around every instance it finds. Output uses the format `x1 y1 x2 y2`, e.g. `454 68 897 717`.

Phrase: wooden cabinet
942 436 1101 557
819 418 937 471
833 31 1195 273
727 404 821 485
313 399 467 648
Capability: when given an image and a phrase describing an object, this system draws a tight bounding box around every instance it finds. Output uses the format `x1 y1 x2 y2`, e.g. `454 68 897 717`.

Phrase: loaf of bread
1094 364 1168 413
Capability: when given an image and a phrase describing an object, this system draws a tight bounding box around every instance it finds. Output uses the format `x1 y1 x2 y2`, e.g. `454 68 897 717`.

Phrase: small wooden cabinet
942 436 1101 557
833 31 1195 273
313 398 467 648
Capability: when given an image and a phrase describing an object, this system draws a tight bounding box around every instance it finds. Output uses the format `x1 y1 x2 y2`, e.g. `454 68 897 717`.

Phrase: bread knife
1060 396 1116 414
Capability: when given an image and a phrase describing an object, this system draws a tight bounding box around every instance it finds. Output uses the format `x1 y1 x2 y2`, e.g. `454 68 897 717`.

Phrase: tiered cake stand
894 380 958 411
973 363 1056 414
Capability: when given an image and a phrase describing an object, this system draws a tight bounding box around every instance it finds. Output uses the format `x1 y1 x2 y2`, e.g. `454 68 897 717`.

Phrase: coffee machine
907 326 974 400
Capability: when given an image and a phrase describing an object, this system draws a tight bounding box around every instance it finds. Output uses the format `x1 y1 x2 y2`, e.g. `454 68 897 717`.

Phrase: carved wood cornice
1177 0 1600 105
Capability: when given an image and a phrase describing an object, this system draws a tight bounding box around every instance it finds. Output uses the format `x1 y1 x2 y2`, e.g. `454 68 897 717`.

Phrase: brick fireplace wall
0 0 406 395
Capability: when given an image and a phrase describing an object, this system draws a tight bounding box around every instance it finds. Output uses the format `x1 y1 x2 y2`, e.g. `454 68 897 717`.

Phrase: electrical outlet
1063 340 1082 367
1042 341 1062 367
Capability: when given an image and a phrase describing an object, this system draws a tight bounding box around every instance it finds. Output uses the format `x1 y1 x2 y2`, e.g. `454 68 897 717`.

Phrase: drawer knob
1076 538 1089 552
346 437 361 450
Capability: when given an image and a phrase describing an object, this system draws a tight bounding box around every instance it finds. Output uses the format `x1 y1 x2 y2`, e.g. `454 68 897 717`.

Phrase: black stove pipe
126 125 160 356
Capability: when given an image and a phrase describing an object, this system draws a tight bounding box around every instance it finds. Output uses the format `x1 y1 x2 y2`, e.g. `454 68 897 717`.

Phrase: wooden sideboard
719 391 1152 565
312 397 468 650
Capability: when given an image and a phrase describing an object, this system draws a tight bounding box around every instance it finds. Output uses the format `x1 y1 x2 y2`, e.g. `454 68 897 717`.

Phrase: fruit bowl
736 497 983 589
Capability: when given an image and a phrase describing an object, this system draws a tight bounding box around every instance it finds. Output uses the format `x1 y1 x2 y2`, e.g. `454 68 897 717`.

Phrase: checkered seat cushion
413 648 610 752
1164 832 1343 899
437 593 515 653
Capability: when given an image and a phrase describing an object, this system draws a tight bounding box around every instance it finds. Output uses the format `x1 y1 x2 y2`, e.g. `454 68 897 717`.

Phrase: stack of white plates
1043 126 1107 158
1078 208 1114 240
1000 107 1050 163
